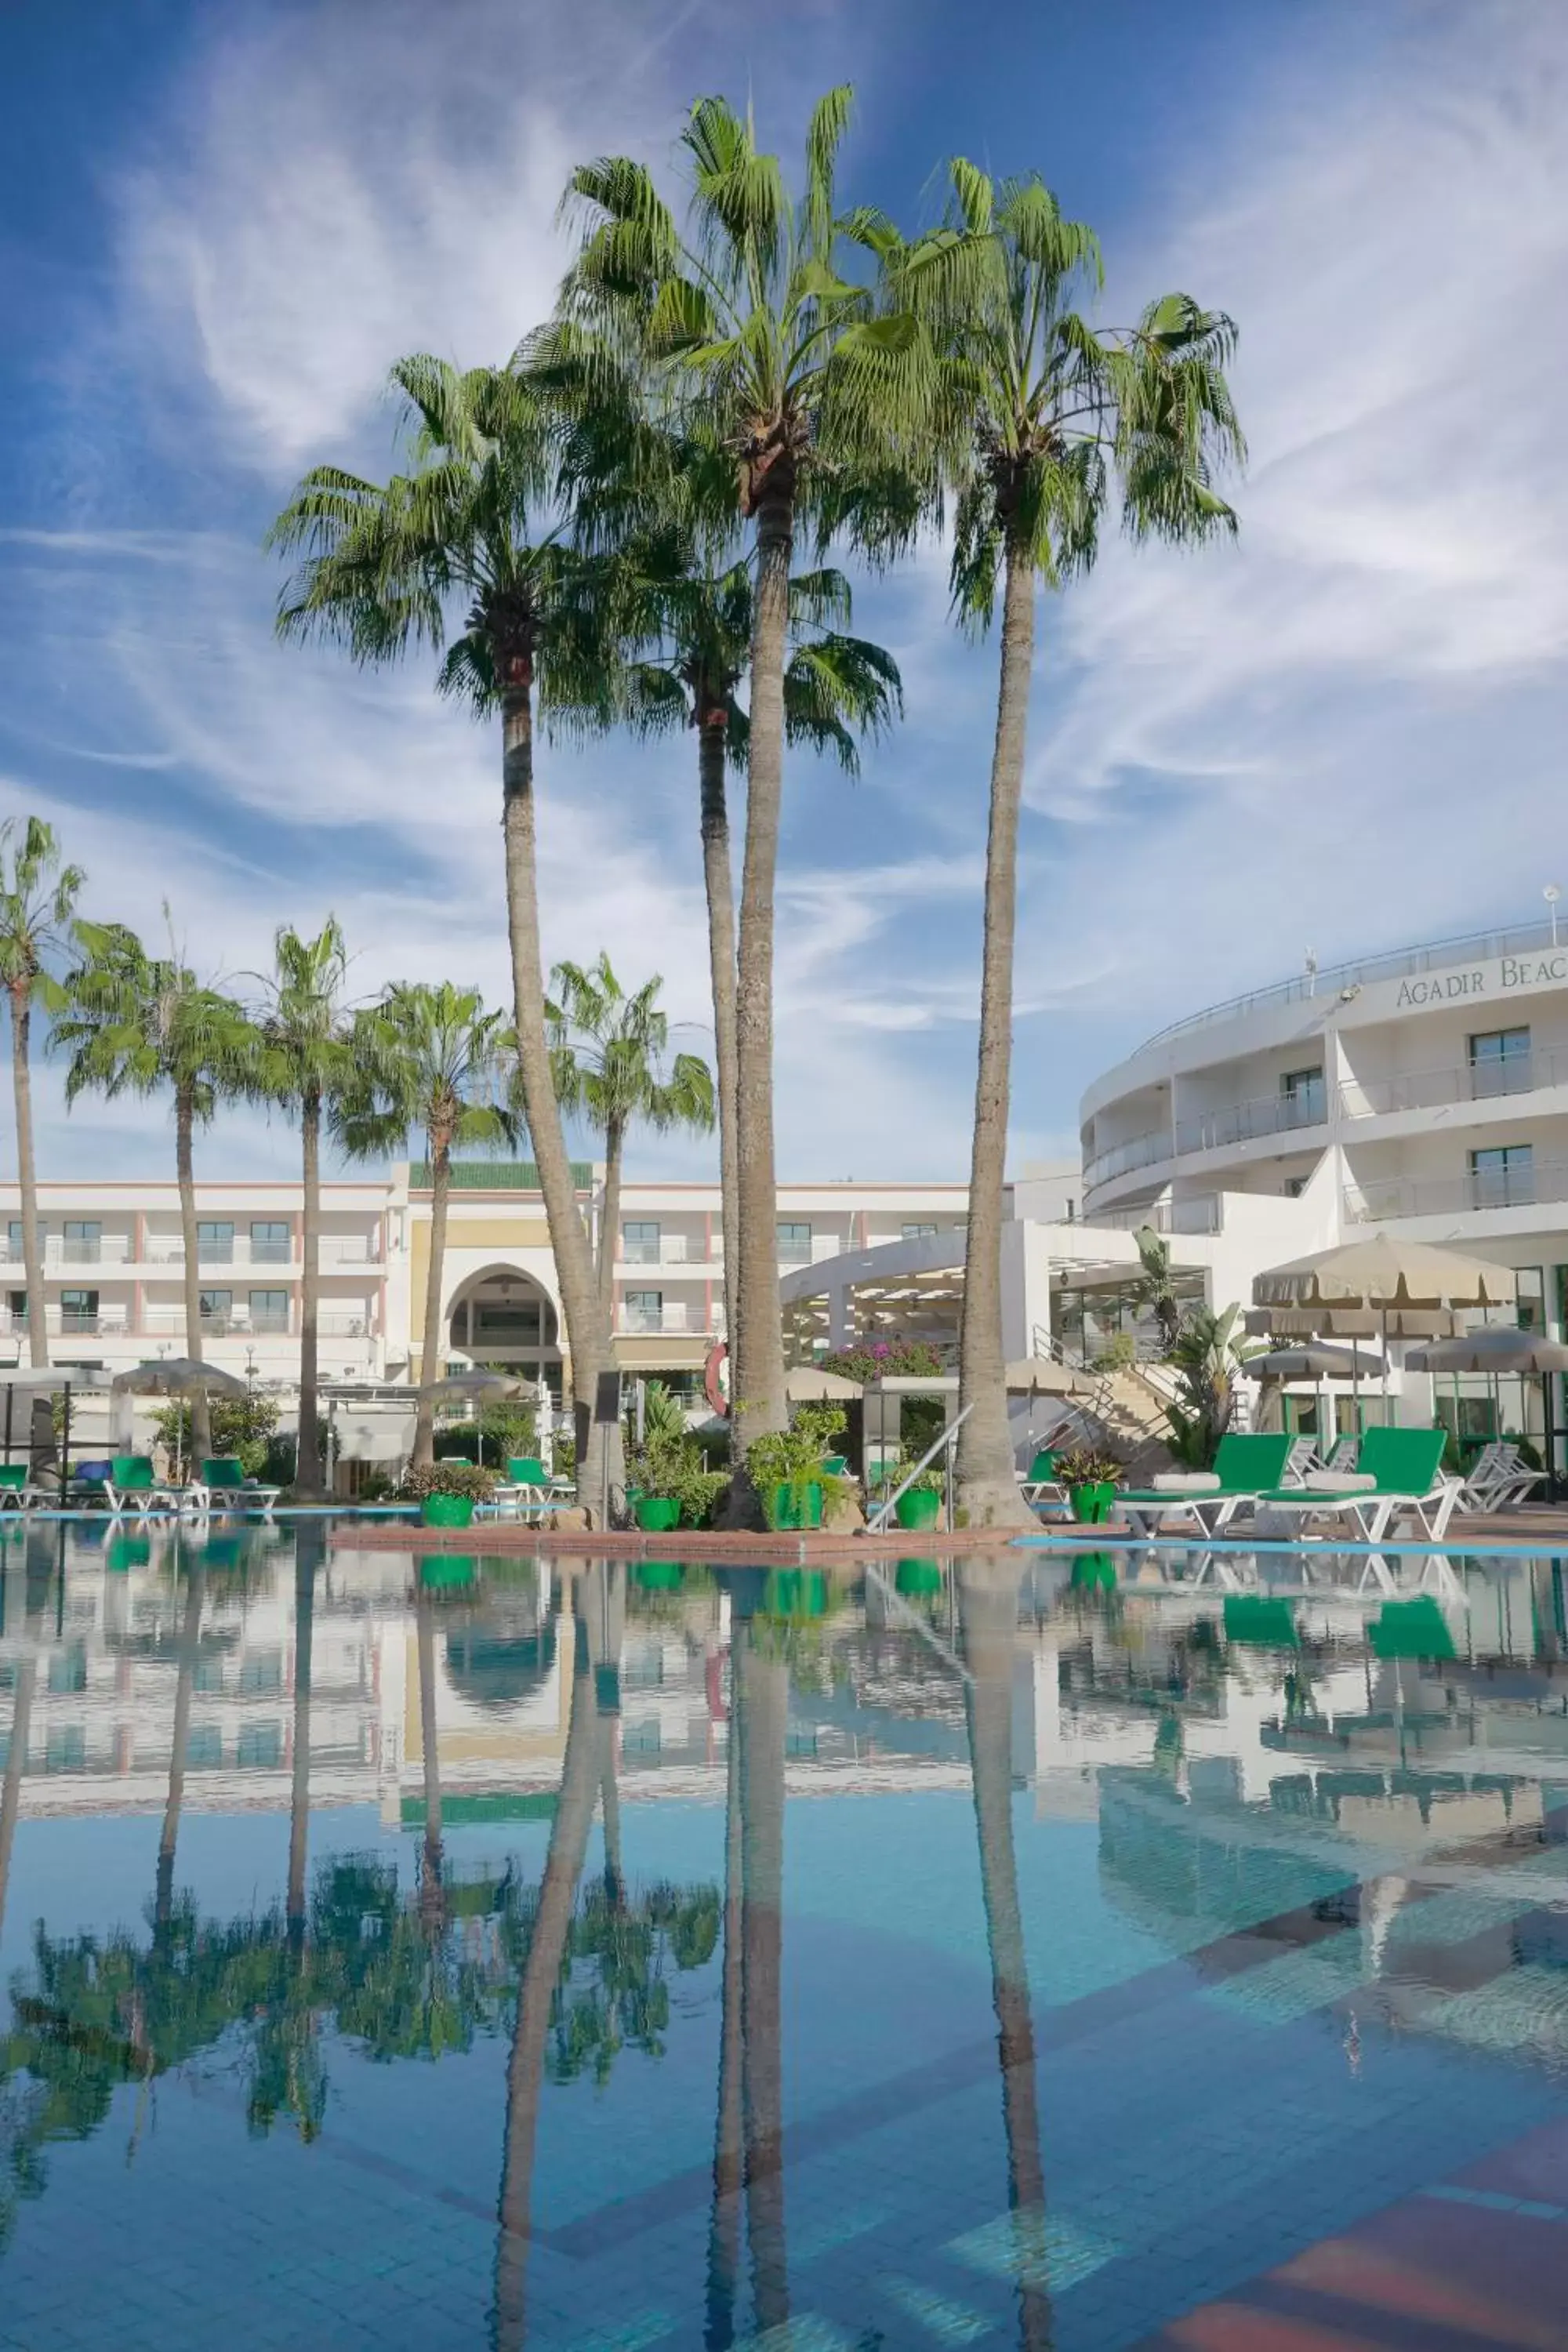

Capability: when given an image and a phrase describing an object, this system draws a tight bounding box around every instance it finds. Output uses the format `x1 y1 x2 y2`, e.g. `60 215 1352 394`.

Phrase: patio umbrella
1240 1342 1384 1448
1405 1326 1568 1488
431 1370 526 1402
1254 1238 1515 1418
1004 1357 1096 1396
1245 1304 1460 1341
784 1366 862 1401
112 1359 248 1480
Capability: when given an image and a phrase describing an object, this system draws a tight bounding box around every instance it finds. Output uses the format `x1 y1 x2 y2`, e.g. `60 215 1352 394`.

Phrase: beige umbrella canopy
111 1359 249 1399
784 1366 862 1401
1004 1356 1096 1397
432 1370 527 1402
1405 1327 1568 1375
1253 1236 1516 1311
1245 1303 1460 1340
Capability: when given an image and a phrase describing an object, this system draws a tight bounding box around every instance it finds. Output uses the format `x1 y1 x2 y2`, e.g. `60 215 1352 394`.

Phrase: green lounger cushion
1254 1427 1447 1505
507 1457 548 1487
820 1455 849 1478
1122 1432 1294 1505
1025 1450 1058 1483
200 1457 249 1488
0 1465 28 1490
111 1455 158 1491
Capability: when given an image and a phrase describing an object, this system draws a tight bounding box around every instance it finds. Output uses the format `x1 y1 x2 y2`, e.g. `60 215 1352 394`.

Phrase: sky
2 0 1565 1188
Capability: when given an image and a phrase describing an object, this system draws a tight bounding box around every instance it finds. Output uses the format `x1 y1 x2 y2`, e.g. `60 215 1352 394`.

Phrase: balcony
1174 1083 1326 1156
1347 1162 1568 1222
620 1234 698 1266
1094 1195 1223 1236
1083 1128 1172 1189
1339 1047 1568 1118
617 1302 692 1335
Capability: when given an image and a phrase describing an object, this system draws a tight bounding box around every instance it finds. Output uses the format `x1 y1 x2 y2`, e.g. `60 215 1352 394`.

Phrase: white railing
1339 1048 1568 1118
1083 1128 1171 1189
620 1234 698 1266
618 1302 692 1335
1174 1085 1326 1156
1347 1161 1568 1221
1094 1196 1223 1236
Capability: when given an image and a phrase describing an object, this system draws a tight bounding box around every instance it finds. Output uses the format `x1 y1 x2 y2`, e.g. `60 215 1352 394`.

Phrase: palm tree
256 923 354 1501
0 818 84 1368
545 954 714 1318
267 358 624 1510
604 526 901 1363
560 89 923 1475
154 1548 209 1935
55 918 260 1463
893 162 1244 1526
1131 1224 1181 1354
337 982 515 1467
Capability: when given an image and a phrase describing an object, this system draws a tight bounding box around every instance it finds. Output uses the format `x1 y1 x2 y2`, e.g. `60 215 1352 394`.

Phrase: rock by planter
546 1506 591 1533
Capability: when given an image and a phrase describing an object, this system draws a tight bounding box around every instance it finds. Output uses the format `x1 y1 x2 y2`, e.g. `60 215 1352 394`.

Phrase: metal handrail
866 1400 975 1533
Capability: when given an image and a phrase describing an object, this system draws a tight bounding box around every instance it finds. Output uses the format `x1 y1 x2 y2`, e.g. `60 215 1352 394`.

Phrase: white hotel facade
5 913 1568 1457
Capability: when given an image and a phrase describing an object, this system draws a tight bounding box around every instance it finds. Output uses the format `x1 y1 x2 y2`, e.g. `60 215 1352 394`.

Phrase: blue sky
2 0 1564 1185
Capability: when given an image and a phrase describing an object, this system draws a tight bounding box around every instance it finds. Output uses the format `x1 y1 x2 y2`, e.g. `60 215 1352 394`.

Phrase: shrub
819 1338 942 1385
1091 1333 1137 1373
1052 1443 1127 1490
153 1392 279 1477
747 1404 848 1529
397 1461 497 1504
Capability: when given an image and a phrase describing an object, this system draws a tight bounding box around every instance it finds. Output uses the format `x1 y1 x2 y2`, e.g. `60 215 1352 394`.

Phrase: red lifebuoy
704 1339 729 1417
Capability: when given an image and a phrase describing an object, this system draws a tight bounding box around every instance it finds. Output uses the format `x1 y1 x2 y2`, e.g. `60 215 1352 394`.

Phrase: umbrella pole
1381 1305 1390 1425
3 1385 11 1468
60 1383 71 1499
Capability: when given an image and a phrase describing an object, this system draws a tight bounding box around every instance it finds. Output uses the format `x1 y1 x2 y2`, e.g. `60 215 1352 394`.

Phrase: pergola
780 1262 967 1362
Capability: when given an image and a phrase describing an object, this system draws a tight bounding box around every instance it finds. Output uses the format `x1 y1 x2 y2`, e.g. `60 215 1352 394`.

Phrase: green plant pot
895 1487 942 1532
633 1495 681 1533
421 1494 475 1530
771 1480 823 1531
1069 1481 1115 1524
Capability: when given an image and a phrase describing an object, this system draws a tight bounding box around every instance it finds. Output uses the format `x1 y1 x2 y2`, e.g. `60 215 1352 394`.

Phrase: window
187 1726 223 1770
239 1651 283 1694
1514 1266 1546 1332
238 1722 282 1769
199 1288 233 1329
249 1219 291 1263
622 1219 661 1265
249 1290 289 1332
63 1219 101 1261
1283 1175 1308 1199
197 1220 234 1261
623 1289 663 1332
45 1726 86 1773
59 1289 98 1331
48 1645 86 1695
777 1221 812 1265
473 1298 541 1342
1279 1067 1326 1127
6 1292 27 1326
622 1719 662 1757
7 1219 42 1255
194 1658 225 1695
902 1221 939 1242
1470 1026 1531 1100
1471 1144 1534 1209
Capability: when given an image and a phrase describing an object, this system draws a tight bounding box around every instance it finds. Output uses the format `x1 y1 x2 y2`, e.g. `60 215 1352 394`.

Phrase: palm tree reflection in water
958 1559 1052 2352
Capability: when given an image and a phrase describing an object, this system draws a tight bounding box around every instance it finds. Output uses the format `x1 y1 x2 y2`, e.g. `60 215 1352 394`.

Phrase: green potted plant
749 1403 848 1533
1053 1444 1125 1526
626 1382 728 1530
893 1464 944 1531
400 1460 496 1530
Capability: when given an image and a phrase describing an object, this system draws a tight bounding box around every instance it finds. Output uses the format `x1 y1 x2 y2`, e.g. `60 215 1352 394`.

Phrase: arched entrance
445 1265 562 1397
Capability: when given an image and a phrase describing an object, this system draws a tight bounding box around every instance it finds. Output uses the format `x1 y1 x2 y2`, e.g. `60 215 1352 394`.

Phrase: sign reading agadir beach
1393 953 1568 1010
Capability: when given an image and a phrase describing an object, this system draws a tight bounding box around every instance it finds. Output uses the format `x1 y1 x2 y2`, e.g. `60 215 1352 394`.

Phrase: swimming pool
1 1523 1566 2348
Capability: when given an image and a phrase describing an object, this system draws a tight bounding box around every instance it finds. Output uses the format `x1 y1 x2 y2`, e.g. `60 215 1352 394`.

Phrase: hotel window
197 1220 235 1261
777 1221 812 1265
622 1219 661 1265
238 1722 282 1769
199 1288 233 1330
45 1727 86 1773
48 1645 86 1695
5 1292 26 1326
902 1221 939 1241
188 1726 223 1770
240 1652 283 1695
249 1219 291 1263
59 1288 98 1331
1283 1175 1308 1198
1513 1266 1546 1331
624 1289 663 1332
63 1219 101 1261
249 1290 289 1333
1279 1067 1325 1127
6 1219 42 1261
1470 1025 1531 1099
1471 1144 1534 1209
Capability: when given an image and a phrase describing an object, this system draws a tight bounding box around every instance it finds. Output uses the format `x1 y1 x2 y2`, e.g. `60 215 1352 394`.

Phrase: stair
1058 1363 1178 1483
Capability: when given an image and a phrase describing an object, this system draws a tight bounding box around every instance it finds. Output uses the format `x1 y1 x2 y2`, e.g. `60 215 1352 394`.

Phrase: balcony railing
1347 1162 1568 1222
1083 1127 1172 1189
1174 1085 1326 1156
617 1303 693 1335
620 1235 695 1265
1094 1195 1223 1236
1339 1047 1568 1118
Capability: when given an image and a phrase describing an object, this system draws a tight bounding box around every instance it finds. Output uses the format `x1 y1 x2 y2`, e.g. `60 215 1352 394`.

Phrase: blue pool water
1 1523 1566 2347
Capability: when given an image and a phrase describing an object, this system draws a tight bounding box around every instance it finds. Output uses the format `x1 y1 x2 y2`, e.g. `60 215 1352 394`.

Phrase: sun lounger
492 1454 572 1523
1019 1449 1065 1510
187 1457 283 1516
0 1463 51 1512
1247 1426 1457 1544
1457 1441 1546 1513
102 1454 186 1518
1120 1432 1298 1537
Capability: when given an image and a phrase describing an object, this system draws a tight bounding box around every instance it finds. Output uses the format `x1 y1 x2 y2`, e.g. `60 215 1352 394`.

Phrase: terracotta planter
421 1493 475 1530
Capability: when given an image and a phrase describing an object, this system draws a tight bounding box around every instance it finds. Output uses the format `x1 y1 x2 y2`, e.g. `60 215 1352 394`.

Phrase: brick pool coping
328 1520 1029 1560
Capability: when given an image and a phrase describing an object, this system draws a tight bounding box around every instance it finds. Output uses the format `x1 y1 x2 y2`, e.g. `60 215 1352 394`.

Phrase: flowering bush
819 1338 943 1385
397 1461 498 1504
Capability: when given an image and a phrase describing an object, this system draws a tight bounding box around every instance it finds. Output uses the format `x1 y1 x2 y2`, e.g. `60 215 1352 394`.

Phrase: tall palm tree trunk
494 1603 604 2351
956 544 1036 1529
155 1555 207 1933
705 1687 745 2350
730 488 793 1499
174 1086 213 1467
499 669 622 1519
736 1624 789 2332
9 990 48 1370
958 1562 1051 2352
296 1085 323 1498
287 1540 316 1947
596 1113 625 1319
699 717 742 1374
414 1128 452 1469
